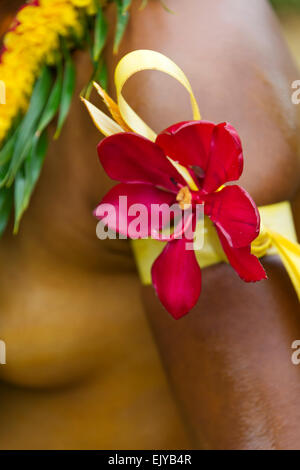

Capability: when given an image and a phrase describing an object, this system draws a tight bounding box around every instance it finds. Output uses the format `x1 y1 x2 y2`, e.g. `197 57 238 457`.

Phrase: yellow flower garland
0 0 96 144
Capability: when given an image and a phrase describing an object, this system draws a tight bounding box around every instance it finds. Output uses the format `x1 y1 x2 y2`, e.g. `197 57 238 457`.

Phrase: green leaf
13 130 48 233
113 0 131 54
0 161 10 187
13 171 26 234
122 0 132 13
93 7 108 62
0 129 18 166
37 62 63 135
95 60 108 91
24 131 48 203
0 186 13 237
82 56 108 100
5 66 52 187
54 55 76 139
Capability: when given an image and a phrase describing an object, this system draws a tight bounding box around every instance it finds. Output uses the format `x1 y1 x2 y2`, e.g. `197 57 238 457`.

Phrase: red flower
95 120 266 319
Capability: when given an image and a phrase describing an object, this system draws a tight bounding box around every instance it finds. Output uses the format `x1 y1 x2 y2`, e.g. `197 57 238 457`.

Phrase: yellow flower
72 0 95 8
0 0 97 147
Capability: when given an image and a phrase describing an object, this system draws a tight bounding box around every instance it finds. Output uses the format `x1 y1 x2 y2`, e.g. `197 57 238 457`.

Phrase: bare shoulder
106 0 300 204
104 0 300 448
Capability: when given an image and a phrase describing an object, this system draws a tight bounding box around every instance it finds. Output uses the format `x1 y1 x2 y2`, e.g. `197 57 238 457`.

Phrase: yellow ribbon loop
114 49 201 141
82 50 201 141
114 50 201 189
250 226 273 258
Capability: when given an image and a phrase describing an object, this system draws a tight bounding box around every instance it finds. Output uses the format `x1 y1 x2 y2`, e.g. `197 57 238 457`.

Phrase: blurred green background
270 0 300 69
271 0 300 10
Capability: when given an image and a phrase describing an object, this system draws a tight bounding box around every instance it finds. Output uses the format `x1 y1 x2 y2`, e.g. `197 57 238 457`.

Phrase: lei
0 0 139 233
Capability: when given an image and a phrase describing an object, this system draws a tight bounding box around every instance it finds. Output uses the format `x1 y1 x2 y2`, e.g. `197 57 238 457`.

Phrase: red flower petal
204 185 260 248
97 133 185 192
216 227 267 282
202 122 243 193
156 120 215 170
151 237 202 319
94 183 175 238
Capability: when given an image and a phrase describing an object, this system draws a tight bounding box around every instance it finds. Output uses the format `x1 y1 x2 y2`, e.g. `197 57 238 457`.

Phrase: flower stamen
176 186 192 210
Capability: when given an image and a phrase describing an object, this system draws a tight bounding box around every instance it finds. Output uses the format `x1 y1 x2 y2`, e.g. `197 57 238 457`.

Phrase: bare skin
0 0 300 449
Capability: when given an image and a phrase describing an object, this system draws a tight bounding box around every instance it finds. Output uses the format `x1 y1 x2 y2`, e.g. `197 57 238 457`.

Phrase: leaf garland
54 49 76 139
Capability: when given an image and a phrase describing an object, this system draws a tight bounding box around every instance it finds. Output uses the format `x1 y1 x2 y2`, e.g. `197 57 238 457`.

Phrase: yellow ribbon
114 49 201 140
82 49 300 302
